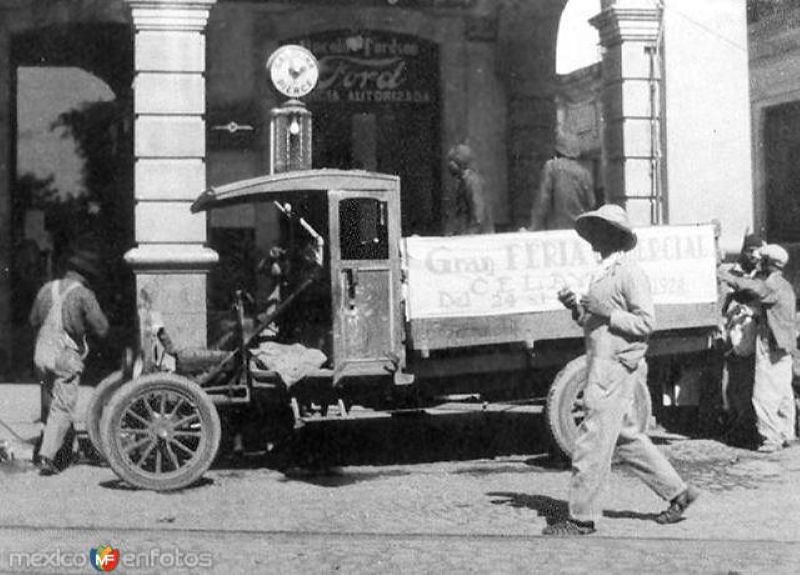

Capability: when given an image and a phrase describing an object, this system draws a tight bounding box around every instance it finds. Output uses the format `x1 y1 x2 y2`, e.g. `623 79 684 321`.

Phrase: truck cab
192 169 407 384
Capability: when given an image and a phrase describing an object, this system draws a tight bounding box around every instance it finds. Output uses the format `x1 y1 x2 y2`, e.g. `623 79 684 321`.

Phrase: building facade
0 0 753 378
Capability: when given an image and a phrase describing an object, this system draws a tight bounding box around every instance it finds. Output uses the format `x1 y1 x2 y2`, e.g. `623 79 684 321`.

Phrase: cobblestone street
1 383 799 574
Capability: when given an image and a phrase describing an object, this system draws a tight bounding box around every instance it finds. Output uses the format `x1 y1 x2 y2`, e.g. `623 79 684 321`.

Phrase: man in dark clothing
718 233 764 445
444 143 494 235
29 249 109 475
530 133 595 231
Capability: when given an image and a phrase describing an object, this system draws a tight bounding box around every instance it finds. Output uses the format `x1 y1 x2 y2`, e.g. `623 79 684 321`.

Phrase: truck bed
403 224 720 352
408 303 718 352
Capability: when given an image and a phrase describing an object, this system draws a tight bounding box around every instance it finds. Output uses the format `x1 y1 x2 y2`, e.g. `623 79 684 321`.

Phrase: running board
295 401 544 425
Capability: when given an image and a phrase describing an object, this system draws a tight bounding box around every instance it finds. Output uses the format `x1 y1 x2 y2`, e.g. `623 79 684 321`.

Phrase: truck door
329 190 404 378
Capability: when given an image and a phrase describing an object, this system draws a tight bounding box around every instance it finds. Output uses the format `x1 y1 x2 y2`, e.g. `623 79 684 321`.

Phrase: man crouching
544 204 699 536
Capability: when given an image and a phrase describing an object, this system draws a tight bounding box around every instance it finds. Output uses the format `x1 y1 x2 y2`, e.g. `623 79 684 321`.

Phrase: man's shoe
37 457 59 477
656 486 699 524
757 442 782 453
542 518 596 536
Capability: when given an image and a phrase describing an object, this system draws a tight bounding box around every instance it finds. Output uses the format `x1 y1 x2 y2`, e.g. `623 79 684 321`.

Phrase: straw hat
760 244 789 269
66 249 103 280
575 204 637 252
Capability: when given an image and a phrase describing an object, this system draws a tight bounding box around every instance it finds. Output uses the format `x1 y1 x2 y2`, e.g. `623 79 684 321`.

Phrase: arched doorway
10 23 134 380
556 0 601 75
553 0 604 206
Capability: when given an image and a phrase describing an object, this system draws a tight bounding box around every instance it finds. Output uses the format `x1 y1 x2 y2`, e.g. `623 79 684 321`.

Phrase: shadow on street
487 491 661 525
221 409 557 473
487 492 567 525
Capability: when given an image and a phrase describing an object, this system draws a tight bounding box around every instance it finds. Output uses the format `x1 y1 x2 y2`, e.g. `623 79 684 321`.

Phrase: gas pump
266 44 319 173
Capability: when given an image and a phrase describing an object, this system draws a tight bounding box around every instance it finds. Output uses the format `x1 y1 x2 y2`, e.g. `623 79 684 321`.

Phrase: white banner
403 225 718 319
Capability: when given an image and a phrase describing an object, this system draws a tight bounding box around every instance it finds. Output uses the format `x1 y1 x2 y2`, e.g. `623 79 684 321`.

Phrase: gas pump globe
267 44 318 173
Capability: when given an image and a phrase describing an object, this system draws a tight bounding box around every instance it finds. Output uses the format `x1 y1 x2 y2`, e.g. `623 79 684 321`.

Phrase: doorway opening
11 24 134 381
298 30 441 236
764 101 800 244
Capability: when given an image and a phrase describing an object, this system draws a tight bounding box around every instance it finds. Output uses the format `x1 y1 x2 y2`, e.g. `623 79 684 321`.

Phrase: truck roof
191 169 400 213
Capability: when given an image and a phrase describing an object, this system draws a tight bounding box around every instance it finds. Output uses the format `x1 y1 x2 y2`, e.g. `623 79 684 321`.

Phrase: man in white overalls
29 249 109 475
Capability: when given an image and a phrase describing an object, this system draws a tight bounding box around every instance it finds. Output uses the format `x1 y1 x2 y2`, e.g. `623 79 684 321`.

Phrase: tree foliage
52 99 133 255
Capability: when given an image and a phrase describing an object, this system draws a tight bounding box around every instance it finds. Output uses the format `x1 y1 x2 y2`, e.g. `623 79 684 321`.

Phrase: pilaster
124 0 218 354
591 0 662 226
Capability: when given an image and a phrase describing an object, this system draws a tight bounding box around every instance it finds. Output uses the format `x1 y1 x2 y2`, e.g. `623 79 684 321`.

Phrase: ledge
124 244 219 273
125 0 217 31
591 6 661 46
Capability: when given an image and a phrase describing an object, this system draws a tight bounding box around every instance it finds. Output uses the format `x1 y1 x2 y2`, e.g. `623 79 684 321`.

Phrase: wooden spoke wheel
545 355 652 459
100 374 221 491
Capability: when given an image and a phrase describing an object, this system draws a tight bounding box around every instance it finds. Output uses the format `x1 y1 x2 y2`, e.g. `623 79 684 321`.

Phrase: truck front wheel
100 374 221 491
545 355 652 459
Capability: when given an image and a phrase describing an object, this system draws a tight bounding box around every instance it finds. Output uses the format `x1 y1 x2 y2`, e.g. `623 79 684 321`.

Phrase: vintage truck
87 169 721 491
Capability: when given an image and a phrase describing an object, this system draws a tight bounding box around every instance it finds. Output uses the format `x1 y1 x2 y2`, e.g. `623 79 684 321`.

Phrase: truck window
339 198 389 260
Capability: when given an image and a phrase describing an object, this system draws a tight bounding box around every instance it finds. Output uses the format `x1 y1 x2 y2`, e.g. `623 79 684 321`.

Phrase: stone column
591 0 662 226
124 0 218 358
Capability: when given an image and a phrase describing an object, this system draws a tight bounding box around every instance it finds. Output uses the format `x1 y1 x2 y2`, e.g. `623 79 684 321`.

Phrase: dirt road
1 384 799 573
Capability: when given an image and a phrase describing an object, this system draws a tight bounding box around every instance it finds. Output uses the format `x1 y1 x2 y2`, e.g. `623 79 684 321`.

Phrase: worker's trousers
569 358 686 524
724 354 756 435
39 348 83 461
753 337 796 448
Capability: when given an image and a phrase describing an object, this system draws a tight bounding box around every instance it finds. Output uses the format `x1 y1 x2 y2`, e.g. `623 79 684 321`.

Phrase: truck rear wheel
100 373 221 491
545 355 652 459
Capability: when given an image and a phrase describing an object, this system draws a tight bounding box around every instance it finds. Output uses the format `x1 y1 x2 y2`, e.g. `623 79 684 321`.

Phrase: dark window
298 29 441 235
765 101 800 242
208 227 256 310
339 198 389 260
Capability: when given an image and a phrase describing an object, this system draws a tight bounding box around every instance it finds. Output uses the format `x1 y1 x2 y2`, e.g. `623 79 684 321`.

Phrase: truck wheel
85 370 126 460
100 373 221 491
546 355 652 459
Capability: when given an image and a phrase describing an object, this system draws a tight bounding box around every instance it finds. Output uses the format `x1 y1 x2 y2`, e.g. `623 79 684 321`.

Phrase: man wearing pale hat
545 204 698 536
29 248 109 475
720 243 797 452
